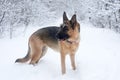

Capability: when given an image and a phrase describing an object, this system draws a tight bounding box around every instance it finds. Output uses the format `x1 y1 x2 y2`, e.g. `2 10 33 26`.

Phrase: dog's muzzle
56 33 69 41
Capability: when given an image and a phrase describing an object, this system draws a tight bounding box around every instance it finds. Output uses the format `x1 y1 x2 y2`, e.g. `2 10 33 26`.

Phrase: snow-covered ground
0 22 120 80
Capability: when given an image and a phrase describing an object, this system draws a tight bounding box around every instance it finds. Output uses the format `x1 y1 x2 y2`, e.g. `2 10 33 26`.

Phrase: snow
0 22 120 80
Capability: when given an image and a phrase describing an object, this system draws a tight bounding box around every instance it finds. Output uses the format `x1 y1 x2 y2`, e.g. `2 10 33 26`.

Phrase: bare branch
0 11 6 25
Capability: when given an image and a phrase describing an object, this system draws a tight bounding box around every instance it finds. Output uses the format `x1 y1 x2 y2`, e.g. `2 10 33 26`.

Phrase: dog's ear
71 14 77 24
63 11 68 23
70 14 77 29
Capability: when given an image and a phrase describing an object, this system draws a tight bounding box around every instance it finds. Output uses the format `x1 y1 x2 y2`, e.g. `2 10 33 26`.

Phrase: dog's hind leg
29 47 42 65
35 46 48 64
29 36 45 65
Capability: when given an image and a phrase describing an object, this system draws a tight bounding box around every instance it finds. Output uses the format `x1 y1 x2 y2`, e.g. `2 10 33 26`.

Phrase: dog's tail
15 46 31 63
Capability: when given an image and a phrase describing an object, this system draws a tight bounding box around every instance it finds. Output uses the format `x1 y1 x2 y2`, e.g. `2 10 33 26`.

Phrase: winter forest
0 0 120 80
0 0 120 38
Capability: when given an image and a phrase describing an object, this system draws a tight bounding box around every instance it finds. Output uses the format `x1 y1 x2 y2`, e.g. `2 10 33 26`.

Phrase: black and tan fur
15 12 80 74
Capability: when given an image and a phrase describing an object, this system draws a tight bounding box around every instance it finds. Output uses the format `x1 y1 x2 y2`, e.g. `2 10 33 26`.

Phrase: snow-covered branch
101 0 120 7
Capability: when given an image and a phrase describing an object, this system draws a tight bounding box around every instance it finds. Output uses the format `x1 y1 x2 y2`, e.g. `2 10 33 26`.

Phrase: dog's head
56 12 80 41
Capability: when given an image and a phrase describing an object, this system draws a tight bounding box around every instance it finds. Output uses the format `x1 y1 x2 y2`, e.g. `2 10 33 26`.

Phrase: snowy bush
88 0 120 33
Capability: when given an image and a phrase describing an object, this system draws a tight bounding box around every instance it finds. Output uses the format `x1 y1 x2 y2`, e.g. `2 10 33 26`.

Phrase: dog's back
32 26 60 51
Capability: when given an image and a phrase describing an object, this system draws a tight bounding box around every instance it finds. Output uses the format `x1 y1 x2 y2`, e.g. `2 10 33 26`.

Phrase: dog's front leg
70 53 76 70
61 52 66 75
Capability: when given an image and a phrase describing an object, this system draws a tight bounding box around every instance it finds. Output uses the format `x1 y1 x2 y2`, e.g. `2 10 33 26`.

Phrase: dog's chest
60 41 79 54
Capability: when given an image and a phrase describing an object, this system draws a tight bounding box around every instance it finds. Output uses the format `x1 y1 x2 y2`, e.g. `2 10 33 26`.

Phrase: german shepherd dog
15 12 80 74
